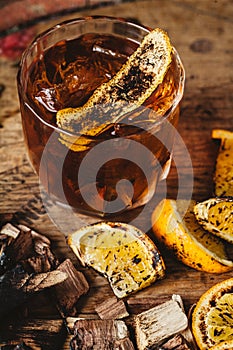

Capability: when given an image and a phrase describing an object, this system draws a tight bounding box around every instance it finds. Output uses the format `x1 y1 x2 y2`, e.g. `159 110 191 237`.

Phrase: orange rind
192 278 233 349
212 129 233 197
194 197 233 243
212 129 233 140
56 28 172 136
68 221 165 298
151 199 233 273
209 340 233 349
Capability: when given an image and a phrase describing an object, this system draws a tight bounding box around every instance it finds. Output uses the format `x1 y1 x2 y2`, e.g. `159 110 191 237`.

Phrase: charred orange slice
68 221 165 298
212 129 233 140
192 278 233 349
151 199 233 273
212 129 233 197
209 340 233 350
56 28 172 137
194 197 233 243
209 340 233 349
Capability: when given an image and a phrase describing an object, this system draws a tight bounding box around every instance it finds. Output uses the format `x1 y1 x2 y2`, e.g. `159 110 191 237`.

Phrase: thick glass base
40 177 167 236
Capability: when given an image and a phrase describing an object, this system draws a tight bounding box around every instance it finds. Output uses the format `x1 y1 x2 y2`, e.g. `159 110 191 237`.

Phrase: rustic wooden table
0 0 232 348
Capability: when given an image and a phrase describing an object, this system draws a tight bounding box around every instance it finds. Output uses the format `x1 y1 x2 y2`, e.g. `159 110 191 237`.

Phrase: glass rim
21 15 152 53
18 15 185 138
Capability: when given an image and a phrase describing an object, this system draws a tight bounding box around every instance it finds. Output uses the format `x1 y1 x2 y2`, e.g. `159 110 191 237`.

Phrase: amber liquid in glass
21 33 179 216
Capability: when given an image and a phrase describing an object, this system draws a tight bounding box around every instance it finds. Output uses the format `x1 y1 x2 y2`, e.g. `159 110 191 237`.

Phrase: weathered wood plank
0 0 233 348
0 319 70 349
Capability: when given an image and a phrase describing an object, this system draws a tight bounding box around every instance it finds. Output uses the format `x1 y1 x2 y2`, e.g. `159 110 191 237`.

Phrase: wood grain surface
0 0 233 348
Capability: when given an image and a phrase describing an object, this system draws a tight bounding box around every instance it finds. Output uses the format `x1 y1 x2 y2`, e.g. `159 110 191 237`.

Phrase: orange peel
68 221 165 298
192 278 233 349
212 129 233 197
56 28 172 136
194 197 233 243
151 199 233 273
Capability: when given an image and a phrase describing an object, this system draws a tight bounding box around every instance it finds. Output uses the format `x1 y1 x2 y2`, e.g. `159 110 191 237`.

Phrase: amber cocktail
17 16 185 217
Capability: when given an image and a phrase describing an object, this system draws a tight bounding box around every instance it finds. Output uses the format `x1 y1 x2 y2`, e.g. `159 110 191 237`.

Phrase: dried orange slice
210 340 233 350
151 199 233 273
58 124 112 152
68 221 165 298
212 129 233 197
194 197 233 243
56 28 172 136
212 129 233 140
192 278 233 349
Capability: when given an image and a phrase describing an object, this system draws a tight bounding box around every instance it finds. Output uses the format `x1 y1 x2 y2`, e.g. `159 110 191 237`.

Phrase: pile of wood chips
0 222 198 349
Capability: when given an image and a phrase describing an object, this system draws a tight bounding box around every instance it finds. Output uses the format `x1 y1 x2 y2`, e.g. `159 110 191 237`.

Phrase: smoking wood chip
134 296 188 350
66 316 99 331
70 319 135 350
95 296 129 320
53 259 89 316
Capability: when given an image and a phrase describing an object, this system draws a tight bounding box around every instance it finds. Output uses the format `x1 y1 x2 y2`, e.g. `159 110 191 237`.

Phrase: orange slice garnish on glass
56 28 173 150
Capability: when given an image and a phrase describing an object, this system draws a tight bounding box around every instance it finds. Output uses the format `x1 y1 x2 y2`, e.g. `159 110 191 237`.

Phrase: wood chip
134 296 188 350
95 296 129 320
0 223 59 275
161 334 192 349
24 270 68 293
66 316 99 331
1 223 89 318
0 265 67 319
0 319 67 349
19 225 59 272
114 338 136 350
1 222 20 239
22 255 54 273
53 259 89 316
172 295 198 349
126 295 170 314
70 319 134 350
0 224 34 275
0 342 32 349
18 224 55 258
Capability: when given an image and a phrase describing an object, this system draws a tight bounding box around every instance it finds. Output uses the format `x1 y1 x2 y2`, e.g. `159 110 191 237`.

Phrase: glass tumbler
17 16 185 217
